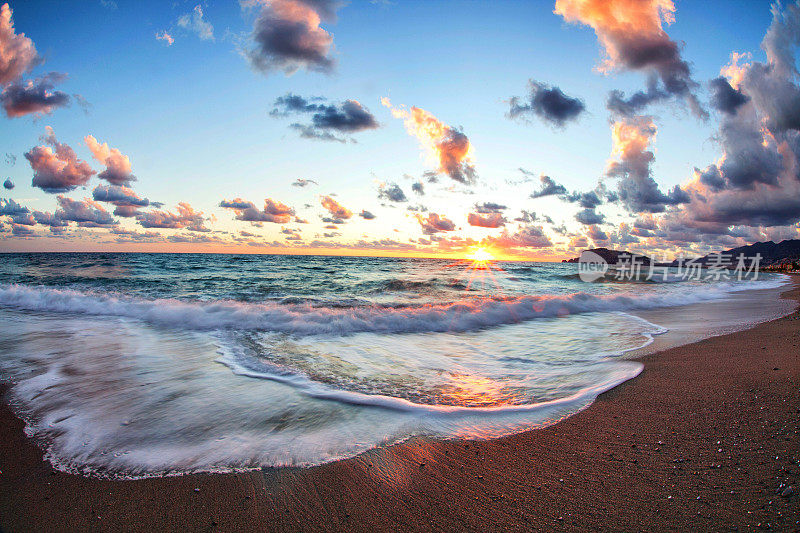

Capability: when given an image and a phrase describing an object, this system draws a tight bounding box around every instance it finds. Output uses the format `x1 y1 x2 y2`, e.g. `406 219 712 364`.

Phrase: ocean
0 252 792 478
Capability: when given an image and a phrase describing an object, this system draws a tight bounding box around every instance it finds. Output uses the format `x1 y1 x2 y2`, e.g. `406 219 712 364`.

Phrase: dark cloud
563 190 602 209
1 72 70 118
377 182 407 202
246 0 337 75
709 76 750 115
272 94 379 141
411 181 424 195
485 225 552 249
359 210 375 220
575 208 605 225
292 178 318 187
530 174 567 198
92 185 149 218
25 127 96 193
474 202 506 214
3 178 13 190
0 198 27 217
507 80 586 127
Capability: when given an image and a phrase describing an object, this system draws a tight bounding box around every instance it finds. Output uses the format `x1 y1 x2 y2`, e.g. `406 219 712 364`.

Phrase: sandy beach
1 279 798 532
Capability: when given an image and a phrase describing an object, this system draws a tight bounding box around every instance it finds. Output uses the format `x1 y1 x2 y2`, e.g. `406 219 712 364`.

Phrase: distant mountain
674 239 800 267
562 247 653 265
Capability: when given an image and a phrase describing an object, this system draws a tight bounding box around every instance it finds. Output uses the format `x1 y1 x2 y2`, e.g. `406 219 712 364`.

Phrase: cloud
555 0 704 117
1 72 70 118
53 195 116 227
3 178 12 189
411 181 424 195
25 127 95 193
467 212 506 228
0 3 39 85
155 30 175 46
359 209 375 219
484 225 552 249
0 198 27 218
709 76 749 115
575 207 605 225
474 202 506 214
382 97 477 184
416 212 455 234
292 178 318 187
320 195 352 219
605 115 688 213
177 5 214 41
245 0 337 75
377 182 407 202
530 174 567 198
219 197 295 224
585 224 609 244
137 202 208 231
92 184 149 217
84 135 136 186
563 190 603 208
507 80 586 127
271 94 379 141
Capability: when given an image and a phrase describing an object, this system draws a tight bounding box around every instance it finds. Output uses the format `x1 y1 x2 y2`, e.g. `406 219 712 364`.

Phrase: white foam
0 279 783 337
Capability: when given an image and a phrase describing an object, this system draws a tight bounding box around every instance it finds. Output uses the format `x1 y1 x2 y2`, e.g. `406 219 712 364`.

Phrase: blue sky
1 0 796 259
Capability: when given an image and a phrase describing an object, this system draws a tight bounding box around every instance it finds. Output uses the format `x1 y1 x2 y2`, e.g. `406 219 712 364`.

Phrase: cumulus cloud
177 5 214 41
709 76 749 115
530 174 567 198
416 212 455 234
359 210 375 220
1 72 70 118
320 195 352 219
219 197 295 224
84 135 136 186
574 207 605 225
382 97 477 184
0 3 39 85
271 94 379 141
137 202 208 231
245 0 337 75
605 115 688 213
53 195 116 227
3 178 12 189
467 212 506 228
25 127 95 193
474 202 506 214
411 181 424 195
555 0 705 117
507 79 586 127
377 182 407 202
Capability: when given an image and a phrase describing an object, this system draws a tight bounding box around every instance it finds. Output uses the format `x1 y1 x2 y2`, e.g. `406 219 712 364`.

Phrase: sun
468 247 495 262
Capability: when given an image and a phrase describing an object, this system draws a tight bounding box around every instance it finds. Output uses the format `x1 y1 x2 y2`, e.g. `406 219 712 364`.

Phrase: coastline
1 279 798 531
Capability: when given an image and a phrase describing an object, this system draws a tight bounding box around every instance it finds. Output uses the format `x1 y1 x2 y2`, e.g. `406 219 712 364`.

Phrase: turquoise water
0 253 788 477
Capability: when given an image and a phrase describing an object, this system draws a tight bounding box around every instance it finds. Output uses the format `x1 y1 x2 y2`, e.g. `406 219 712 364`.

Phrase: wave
0 280 783 337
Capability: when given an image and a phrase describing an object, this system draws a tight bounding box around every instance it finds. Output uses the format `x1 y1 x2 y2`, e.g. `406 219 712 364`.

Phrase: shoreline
1 280 799 531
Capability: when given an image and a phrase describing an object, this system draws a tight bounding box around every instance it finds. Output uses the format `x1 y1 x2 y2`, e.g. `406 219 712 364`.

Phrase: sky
1 0 798 260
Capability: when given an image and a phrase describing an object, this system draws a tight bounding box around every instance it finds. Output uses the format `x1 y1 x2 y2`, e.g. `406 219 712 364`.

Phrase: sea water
0 253 791 477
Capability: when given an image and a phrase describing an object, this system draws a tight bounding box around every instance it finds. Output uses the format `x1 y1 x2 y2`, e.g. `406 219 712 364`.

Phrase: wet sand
1 280 799 532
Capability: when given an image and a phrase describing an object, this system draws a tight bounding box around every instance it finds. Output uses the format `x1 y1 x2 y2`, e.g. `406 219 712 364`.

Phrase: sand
1 281 799 532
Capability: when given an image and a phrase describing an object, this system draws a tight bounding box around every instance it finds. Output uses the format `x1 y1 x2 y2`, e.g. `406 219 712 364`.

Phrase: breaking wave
0 280 780 337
